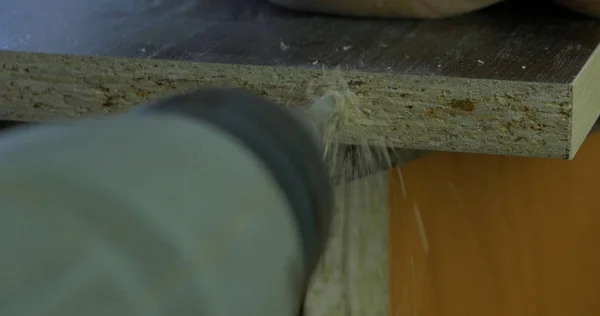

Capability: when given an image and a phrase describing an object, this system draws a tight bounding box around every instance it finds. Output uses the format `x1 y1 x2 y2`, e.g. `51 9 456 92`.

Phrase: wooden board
389 131 600 315
307 172 390 316
2 0 600 158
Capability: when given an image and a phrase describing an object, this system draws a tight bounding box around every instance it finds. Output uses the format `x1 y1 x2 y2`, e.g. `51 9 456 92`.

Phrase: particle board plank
2 0 600 158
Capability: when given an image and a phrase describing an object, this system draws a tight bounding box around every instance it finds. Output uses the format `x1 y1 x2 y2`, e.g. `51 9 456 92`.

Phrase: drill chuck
138 87 334 277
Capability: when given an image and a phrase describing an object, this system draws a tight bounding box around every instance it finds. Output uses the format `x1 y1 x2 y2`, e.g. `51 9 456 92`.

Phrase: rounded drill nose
268 0 600 18
266 0 504 18
555 0 600 17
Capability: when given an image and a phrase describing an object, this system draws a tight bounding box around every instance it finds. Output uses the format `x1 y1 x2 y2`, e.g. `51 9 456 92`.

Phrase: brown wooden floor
390 132 600 316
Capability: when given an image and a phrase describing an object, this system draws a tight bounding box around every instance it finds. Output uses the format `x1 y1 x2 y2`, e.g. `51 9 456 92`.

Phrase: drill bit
302 93 431 183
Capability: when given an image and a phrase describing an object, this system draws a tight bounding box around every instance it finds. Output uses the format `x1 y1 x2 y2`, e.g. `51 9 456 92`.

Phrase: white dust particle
448 182 465 210
521 65 527 69
280 41 290 51
410 256 416 284
437 64 442 68
413 202 429 254
402 284 412 315
477 59 484 65
312 60 319 65
396 168 407 198
342 45 352 51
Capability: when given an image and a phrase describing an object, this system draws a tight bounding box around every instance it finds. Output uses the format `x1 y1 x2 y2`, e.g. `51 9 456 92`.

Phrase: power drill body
0 88 334 316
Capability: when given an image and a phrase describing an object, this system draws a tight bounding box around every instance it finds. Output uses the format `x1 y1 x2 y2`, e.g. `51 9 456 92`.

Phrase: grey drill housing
0 87 334 316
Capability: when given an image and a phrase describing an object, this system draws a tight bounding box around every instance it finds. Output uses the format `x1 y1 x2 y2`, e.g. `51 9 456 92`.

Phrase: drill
0 87 334 316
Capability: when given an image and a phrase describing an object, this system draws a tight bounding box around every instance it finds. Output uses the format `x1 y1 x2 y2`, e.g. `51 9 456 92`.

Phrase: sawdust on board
320 90 393 182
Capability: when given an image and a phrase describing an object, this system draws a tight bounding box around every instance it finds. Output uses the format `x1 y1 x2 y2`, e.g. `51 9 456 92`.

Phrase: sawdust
320 90 394 182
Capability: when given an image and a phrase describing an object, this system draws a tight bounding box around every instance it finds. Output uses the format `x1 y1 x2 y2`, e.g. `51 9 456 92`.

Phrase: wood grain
389 131 600 315
1 0 600 158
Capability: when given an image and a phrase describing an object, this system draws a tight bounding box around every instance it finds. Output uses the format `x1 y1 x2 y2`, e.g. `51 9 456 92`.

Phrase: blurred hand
556 0 600 17
267 0 600 18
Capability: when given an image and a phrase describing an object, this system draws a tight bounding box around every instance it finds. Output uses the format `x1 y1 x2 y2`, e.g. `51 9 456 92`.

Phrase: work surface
1 0 597 81
1 0 600 158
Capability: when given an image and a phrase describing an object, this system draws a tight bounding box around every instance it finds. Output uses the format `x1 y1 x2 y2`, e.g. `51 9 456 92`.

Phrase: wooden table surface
2 0 600 158
390 131 600 316
1 0 596 82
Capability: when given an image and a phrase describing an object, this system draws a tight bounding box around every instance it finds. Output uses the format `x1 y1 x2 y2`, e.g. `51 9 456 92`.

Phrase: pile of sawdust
319 89 394 183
